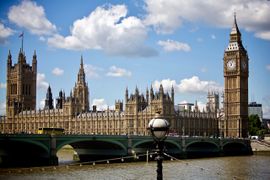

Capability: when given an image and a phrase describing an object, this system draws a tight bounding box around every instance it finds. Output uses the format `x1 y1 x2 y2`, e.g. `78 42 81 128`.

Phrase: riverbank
251 140 270 152
251 140 270 157
0 155 269 179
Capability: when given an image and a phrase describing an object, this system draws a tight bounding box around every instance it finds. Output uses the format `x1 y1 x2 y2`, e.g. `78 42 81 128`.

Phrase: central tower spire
77 55 86 84
73 55 89 112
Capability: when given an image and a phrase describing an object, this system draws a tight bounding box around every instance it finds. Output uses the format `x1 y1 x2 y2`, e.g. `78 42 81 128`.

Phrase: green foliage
248 114 266 136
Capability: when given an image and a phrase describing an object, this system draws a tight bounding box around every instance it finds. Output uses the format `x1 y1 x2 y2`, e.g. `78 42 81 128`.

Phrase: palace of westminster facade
0 16 249 138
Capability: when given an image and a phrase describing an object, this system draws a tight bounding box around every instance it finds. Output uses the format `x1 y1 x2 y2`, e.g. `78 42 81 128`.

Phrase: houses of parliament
0 16 249 138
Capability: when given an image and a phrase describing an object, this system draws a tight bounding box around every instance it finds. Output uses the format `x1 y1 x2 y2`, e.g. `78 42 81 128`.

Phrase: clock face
227 59 236 70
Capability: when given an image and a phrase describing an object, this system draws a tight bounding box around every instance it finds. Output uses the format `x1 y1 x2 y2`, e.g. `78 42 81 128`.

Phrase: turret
7 50 12 69
135 86 139 96
171 85 174 105
56 90 63 109
159 84 164 99
146 87 149 104
194 100 199 112
150 85 154 100
44 85 53 110
125 87 129 102
32 50 37 73
70 90 73 98
80 55 83 69
18 48 26 64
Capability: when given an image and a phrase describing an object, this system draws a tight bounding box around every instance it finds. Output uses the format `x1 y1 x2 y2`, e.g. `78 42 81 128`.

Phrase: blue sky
0 0 269 117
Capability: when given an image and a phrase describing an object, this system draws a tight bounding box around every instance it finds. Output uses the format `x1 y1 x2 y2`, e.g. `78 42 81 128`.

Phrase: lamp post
148 114 170 180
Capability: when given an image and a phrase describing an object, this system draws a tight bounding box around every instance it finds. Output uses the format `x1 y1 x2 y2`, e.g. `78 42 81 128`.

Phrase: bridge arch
14 139 50 153
56 138 128 162
185 141 220 157
132 139 154 149
222 141 249 155
132 139 182 154
0 140 50 167
56 139 127 152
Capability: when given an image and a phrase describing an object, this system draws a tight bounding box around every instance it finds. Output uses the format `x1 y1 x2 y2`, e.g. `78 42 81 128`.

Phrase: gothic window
22 84 25 95
26 84 28 95
29 85 31 95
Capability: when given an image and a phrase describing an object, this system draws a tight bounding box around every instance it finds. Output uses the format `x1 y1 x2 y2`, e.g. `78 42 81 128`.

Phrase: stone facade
223 15 249 138
6 49 37 117
0 51 218 136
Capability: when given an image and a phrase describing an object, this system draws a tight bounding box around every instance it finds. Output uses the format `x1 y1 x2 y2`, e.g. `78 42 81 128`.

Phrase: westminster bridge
0 134 252 167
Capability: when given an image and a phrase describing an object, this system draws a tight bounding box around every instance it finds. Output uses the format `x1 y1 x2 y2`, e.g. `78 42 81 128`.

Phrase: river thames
0 154 269 180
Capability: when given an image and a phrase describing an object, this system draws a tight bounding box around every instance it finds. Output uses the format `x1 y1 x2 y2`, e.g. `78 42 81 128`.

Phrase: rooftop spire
230 12 241 35
8 50 12 65
19 31 24 52
33 50 37 62
77 55 85 84
80 55 84 69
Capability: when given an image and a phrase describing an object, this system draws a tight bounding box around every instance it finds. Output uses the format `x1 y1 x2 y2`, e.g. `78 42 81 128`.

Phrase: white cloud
106 66 132 77
266 65 270 71
39 99 45 109
37 73 49 90
153 79 177 93
0 102 6 115
158 39 191 52
0 22 14 43
255 32 270 41
178 76 222 93
144 0 270 41
0 83 6 89
211 34 216 40
8 0 56 35
52 67 64 76
153 76 223 94
84 64 103 79
39 36 46 41
48 4 157 57
92 98 108 111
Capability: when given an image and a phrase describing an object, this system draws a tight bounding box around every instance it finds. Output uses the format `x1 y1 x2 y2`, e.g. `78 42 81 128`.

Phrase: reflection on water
57 145 78 164
1 155 270 180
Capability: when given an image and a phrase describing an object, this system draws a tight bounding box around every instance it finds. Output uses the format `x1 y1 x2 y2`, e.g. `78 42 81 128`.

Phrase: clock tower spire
223 14 249 138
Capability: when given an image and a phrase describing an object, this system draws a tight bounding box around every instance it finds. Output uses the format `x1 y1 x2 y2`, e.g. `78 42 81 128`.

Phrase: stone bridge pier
49 136 58 166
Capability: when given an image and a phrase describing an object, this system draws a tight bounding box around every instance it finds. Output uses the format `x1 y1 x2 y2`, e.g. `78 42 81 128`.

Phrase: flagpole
19 31 24 52
22 31 24 52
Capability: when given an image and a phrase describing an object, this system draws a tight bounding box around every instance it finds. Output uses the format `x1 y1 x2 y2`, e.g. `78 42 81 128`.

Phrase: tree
248 114 264 136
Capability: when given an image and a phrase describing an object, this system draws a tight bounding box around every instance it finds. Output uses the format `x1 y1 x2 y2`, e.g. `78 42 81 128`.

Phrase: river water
0 153 269 179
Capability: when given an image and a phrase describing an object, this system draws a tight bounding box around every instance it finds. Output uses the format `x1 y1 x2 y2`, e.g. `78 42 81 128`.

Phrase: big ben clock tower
223 14 249 138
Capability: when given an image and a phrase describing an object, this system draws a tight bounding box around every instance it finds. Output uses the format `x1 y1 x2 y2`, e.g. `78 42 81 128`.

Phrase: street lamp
148 114 170 180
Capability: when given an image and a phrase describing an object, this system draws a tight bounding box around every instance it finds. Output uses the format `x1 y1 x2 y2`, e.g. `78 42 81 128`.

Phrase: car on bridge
37 127 64 135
